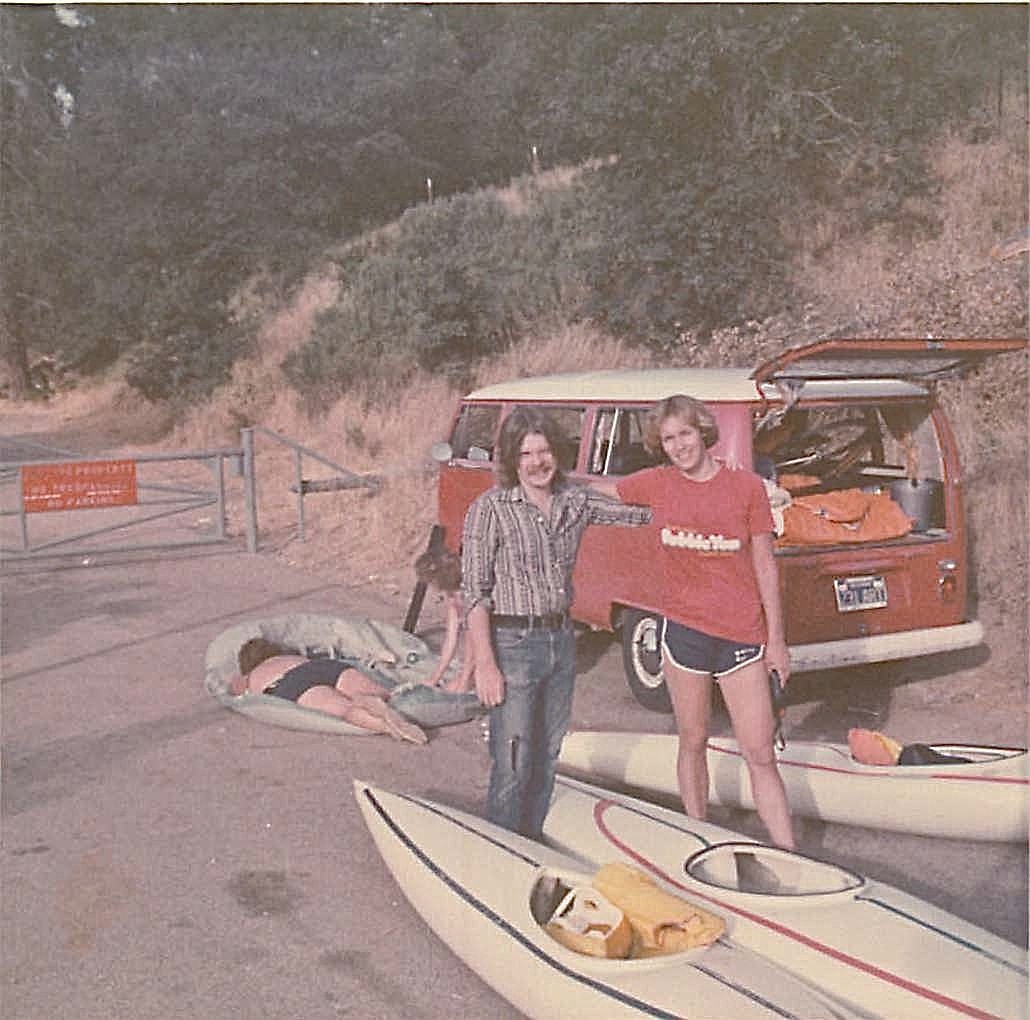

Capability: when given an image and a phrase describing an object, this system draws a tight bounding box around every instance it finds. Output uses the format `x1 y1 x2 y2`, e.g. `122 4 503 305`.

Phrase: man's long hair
495 407 568 489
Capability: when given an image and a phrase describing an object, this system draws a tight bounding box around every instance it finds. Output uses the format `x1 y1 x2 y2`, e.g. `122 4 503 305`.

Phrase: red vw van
434 339 1025 709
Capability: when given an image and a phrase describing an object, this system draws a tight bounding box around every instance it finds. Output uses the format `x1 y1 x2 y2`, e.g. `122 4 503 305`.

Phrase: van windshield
449 403 586 471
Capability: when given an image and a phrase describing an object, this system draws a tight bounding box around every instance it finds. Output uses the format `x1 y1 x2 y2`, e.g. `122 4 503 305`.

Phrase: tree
1 4 1025 401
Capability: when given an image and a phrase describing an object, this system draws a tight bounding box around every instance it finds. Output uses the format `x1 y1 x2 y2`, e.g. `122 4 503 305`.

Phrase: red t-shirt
617 465 774 644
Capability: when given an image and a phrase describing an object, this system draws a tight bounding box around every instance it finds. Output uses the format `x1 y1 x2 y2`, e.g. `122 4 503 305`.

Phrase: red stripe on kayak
593 800 1005 1020
709 743 1029 785
931 775 1026 785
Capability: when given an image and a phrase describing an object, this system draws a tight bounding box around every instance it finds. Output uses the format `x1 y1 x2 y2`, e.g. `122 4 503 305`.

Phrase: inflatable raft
558 731 1029 842
204 613 480 733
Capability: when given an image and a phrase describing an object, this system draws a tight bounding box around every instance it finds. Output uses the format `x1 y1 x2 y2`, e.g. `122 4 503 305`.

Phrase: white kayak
543 774 1027 1020
355 780 869 1019
558 731 1029 842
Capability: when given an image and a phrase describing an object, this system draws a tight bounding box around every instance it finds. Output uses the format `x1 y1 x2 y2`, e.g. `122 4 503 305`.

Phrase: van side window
450 404 500 461
588 407 653 476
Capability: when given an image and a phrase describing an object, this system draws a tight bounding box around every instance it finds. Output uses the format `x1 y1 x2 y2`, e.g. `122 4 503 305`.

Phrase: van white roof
463 368 927 404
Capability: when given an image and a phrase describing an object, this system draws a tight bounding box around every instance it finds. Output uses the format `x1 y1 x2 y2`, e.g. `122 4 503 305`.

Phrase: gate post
242 428 258 553
17 465 29 550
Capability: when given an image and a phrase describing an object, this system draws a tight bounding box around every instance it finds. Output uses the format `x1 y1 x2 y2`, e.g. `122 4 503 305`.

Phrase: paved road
2 543 1026 1020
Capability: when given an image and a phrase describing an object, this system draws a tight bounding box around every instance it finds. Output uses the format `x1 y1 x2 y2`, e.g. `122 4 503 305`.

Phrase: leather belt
492 611 569 631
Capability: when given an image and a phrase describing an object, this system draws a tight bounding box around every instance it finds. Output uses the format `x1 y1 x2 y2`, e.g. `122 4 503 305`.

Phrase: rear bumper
790 621 984 672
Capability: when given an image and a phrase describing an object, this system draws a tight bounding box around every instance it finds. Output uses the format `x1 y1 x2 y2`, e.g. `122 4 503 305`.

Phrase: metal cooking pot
889 478 943 532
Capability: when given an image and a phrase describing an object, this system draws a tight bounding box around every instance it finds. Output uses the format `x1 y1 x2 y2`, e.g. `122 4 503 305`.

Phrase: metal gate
0 446 245 561
0 425 380 562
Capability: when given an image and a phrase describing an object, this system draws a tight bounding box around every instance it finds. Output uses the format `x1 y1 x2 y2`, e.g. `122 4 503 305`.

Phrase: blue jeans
486 624 576 838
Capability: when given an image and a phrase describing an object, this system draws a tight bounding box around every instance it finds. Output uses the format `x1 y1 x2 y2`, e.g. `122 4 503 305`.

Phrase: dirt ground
1 404 1027 1020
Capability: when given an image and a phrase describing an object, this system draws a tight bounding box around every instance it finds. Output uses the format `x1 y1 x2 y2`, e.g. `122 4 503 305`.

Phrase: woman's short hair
495 407 568 489
415 547 462 592
643 394 720 458
238 637 290 675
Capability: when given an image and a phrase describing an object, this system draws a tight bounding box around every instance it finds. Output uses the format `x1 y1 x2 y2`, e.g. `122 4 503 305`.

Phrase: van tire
621 609 672 713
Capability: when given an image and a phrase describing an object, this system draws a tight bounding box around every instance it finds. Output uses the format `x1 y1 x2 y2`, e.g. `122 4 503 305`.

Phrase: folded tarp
205 613 481 733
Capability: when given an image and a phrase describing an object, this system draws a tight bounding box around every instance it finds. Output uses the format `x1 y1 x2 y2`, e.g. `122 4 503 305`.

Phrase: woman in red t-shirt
596 394 794 849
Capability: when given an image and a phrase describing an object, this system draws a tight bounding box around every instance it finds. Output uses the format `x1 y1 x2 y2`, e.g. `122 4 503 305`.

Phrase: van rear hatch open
752 337 1027 388
751 338 1026 665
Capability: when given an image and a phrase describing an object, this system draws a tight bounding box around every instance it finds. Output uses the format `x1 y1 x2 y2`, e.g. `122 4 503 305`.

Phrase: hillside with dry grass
5 127 1027 702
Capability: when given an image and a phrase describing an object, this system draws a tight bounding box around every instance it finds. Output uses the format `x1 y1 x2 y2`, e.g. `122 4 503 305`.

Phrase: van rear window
754 402 942 491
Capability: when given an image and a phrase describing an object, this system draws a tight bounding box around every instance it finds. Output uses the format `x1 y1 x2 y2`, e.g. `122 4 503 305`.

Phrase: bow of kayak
355 780 869 1019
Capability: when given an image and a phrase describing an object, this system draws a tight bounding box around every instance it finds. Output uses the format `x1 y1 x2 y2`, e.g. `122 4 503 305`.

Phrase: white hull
559 731 1029 842
355 780 870 1019
543 775 1028 1020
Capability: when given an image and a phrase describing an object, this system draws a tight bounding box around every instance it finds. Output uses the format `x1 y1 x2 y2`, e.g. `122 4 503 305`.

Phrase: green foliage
2 4 1026 403
284 184 603 398
124 319 249 403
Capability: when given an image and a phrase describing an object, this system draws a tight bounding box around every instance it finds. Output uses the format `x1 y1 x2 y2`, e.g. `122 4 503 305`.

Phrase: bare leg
297 686 427 744
427 597 463 687
353 693 428 745
719 661 795 849
443 612 475 693
334 668 392 699
664 661 713 820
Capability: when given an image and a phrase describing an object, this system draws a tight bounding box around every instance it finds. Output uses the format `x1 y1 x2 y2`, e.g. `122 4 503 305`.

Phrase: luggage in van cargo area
778 488 914 545
888 477 944 532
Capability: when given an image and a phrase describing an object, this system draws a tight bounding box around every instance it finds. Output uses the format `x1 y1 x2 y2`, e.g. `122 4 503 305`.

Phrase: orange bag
848 728 903 765
793 489 869 523
779 490 913 546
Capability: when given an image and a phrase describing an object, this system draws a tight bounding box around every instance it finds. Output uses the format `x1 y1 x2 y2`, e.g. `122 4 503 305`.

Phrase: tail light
937 559 958 602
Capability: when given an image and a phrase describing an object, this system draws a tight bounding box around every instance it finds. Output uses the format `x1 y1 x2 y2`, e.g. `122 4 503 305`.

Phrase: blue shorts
661 620 763 680
263 658 349 702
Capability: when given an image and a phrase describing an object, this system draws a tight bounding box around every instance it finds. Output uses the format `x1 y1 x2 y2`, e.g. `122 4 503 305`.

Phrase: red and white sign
22 460 138 513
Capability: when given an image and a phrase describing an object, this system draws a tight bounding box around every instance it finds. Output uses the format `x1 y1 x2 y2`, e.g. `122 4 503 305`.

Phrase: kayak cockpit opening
532 865 725 962
685 842 864 898
924 744 1023 765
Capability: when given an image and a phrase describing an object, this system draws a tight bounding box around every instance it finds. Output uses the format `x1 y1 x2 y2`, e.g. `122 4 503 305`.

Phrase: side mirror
430 441 453 463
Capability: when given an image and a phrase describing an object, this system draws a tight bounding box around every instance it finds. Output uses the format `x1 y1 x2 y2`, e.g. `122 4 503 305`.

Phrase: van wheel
621 610 672 713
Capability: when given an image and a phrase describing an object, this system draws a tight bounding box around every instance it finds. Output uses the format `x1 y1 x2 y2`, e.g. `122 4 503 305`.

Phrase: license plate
834 575 888 612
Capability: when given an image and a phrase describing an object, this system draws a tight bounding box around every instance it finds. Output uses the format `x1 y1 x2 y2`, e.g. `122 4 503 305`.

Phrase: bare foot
355 694 428 745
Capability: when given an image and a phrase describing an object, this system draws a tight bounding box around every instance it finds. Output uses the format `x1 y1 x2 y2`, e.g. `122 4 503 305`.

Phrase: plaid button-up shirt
460 481 651 617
